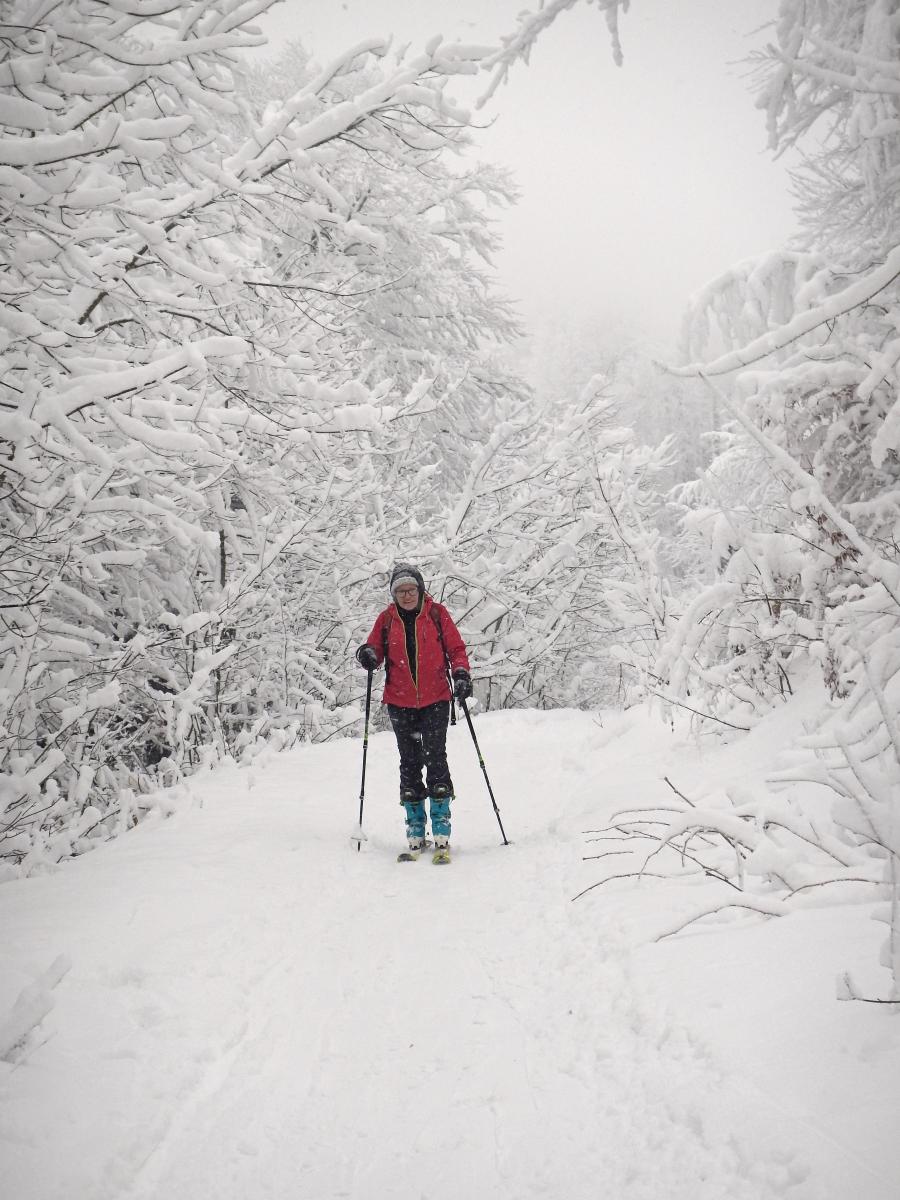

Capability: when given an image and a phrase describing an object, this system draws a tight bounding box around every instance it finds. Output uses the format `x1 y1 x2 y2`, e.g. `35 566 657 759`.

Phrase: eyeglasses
395 586 418 597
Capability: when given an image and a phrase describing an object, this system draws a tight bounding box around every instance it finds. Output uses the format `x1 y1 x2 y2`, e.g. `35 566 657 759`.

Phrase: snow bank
0 699 897 1198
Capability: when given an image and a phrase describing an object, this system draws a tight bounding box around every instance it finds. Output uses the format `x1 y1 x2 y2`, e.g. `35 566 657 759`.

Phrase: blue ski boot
399 799 427 862
429 795 452 864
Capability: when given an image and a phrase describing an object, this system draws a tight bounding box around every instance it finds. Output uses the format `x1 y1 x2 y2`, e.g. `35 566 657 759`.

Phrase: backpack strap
430 605 451 669
430 605 457 726
381 609 394 686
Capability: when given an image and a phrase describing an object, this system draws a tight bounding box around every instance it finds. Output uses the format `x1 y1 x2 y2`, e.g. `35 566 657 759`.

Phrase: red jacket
364 594 469 708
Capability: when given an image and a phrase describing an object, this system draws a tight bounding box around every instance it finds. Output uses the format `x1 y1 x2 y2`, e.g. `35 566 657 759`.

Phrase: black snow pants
386 701 453 803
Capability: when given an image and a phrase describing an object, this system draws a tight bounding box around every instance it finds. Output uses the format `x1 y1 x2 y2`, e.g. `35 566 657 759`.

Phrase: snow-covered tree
646 0 900 997
0 2 523 865
427 369 672 713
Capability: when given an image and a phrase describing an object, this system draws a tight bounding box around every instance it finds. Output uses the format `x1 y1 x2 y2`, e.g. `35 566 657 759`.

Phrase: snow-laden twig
479 0 627 105
673 244 900 377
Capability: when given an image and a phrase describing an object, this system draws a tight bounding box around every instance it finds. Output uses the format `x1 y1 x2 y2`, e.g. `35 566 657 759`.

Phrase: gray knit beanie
389 562 424 598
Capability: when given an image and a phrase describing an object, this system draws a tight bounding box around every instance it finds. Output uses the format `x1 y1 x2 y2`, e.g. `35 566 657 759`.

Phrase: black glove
356 645 378 672
452 669 472 701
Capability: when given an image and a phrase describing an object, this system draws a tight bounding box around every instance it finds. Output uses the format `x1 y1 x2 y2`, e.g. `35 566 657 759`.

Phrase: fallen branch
837 971 900 1005
788 875 884 898
0 955 72 1062
647 690 751 731
663 776 698 807
571 870 674 902
654 894 790 941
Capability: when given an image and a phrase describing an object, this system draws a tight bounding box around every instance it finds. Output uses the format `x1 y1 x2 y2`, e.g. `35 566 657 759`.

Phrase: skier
355 563 472 863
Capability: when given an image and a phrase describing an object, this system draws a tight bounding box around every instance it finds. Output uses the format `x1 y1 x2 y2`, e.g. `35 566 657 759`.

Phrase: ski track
2 712 824 1199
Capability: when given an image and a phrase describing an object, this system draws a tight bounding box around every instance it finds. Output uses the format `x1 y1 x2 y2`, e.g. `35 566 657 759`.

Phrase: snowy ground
2 698 898 1200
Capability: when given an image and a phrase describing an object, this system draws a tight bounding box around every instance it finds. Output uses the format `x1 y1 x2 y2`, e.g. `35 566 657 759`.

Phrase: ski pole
459 697 508 846
355 667 373 852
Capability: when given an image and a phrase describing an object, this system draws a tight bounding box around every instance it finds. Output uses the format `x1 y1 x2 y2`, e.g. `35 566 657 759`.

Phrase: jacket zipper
412 610 420 703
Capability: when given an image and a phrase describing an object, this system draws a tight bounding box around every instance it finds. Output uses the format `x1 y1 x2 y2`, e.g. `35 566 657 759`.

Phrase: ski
397 847 451 864
397 839 432 863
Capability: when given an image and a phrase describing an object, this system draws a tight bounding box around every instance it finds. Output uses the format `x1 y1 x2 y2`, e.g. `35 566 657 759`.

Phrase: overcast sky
248 0 798 352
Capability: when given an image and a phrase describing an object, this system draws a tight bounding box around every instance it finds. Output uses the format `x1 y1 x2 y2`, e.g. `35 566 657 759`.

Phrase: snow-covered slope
1 702 898 1199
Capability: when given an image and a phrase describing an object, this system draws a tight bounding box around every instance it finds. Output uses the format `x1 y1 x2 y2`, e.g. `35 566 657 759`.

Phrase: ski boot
398 836 430 863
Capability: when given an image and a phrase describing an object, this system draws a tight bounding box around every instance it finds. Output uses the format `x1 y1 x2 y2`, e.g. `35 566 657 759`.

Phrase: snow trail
1 708 892 1198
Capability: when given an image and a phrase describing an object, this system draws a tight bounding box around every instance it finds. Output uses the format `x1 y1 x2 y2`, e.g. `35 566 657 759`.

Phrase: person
355 563 472 858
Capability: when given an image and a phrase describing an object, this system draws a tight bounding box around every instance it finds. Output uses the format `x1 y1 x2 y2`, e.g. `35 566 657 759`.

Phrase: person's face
394 584 419 611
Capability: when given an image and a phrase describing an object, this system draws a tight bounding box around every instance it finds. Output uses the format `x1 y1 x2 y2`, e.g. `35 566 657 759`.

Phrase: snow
2 700 898 1200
